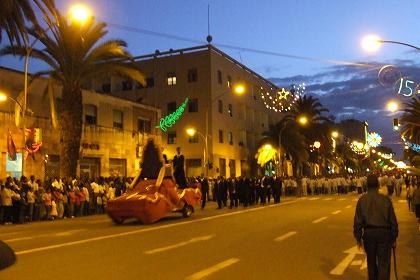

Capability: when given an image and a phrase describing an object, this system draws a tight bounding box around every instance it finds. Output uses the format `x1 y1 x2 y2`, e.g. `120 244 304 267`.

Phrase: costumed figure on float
106 138 201 224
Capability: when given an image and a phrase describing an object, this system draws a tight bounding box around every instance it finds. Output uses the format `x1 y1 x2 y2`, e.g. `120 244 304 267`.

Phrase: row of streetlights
0 4 92 176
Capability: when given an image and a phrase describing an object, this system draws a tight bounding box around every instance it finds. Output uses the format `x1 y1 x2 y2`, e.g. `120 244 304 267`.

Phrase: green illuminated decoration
156 98 189 132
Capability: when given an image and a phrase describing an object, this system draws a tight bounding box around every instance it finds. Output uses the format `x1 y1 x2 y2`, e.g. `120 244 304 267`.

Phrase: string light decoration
156 98 189 132
260 83 306 113
401 137 420 152
350 141 369 155
367 132 382 148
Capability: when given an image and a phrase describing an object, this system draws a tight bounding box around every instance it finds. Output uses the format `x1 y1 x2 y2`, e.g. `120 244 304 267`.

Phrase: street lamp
386 100 399 113
205 83 246 177
186 127 207 176
313 141 321 149
298 115 308 126
68 4 92 25
361 34 420 52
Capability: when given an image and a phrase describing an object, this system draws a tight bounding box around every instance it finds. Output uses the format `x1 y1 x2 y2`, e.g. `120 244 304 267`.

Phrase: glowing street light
233 83 246 95
69 4 92 24
0 92 7 102
186 128 196 137
264 144 273 150
331 131 339 138
386 100 399 112
361 34 382 53
298 116 308 126
313 141 321 149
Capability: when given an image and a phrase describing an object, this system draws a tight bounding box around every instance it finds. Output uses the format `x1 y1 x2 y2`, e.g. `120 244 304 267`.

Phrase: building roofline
132 44 280 90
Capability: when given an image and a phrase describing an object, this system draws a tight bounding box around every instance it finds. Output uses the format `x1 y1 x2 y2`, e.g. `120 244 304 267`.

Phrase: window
218 100 223 113
188 68 198 83
167 72 177 86
85 104 97 125
187 159 202 167
167 101 177 114
228 132 233 145
167 132 177 144
188 98 198 113
218 129 224 143
138 118 151 134
228 104 233 117
102 83 111 93
217 70 222 84
146 77 155 88
227 75 232 88
113 110 123 129
188 133 198 143
122 80 133 91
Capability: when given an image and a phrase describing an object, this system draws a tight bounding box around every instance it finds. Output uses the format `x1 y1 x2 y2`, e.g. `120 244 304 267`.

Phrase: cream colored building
99 45 281 178
0 67 161 179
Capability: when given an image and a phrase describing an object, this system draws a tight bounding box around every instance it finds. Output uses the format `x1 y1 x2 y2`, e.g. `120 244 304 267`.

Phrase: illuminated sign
367 132 382 148
395 77 416 97
156 98 189 132
6 153 22 172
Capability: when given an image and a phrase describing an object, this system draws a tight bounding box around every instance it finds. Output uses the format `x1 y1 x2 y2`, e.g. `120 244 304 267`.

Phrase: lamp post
0 91 25 175
361 35 420 52
204 83 245 177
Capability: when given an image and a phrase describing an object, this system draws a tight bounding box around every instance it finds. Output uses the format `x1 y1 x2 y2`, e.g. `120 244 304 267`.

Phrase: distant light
331 131 339 138
361 34 382 53
186 128 196 136
234 84 246 95
0 93 7 102
356 142 364 150
314 141 321 149
298 116 308 125
264 144 272 150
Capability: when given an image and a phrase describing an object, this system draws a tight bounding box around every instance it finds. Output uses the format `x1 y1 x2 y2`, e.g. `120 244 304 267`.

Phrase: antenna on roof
206 4 213 44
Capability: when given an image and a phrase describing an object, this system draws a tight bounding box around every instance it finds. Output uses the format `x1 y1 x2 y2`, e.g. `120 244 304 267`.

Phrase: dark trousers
201 189 208 209
363 228 392 280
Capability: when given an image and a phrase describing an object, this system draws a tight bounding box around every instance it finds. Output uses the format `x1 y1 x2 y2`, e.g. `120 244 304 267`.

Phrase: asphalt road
0 193 418 280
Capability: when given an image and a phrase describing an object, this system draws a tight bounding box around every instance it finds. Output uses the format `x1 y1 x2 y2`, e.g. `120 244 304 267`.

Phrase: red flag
7 131 17 161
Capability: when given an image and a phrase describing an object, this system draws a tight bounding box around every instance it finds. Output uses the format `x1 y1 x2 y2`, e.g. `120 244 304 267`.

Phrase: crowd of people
1 173 419 228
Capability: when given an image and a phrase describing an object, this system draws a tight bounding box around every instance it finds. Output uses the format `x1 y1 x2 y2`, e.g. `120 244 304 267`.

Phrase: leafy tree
1 10 145 177
401 98 420 144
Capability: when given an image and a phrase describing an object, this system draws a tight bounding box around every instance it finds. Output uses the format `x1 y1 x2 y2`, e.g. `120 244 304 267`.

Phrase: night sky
1 0 420 156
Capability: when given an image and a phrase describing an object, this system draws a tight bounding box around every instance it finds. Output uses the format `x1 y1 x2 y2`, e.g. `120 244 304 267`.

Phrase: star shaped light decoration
367 132 382 148
278 88 290 100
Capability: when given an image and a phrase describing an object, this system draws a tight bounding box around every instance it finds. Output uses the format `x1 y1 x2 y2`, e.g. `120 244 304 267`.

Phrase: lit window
228 104 233 117
227 75 232 88
113 110 123 129
168 132 177 144
167 72 177 86
188 68 198 83
218 129 223 143
188 98 198 113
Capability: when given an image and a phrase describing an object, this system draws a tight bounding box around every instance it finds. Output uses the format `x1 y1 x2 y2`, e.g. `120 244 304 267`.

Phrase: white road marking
6 229 87 242
351 260 363 265
345 205 352 209
312 217 328 224
15 200 299 255
145 235 214 254
398 200 406 203
274 231 297 242
185 258 239 280
361 257 368 270
332 210 341 215
330 246 365 275
308 197 320 201
323 198 333 201
338 198 346 201
352 198 358 201
86 218 112 224
0 231 21 237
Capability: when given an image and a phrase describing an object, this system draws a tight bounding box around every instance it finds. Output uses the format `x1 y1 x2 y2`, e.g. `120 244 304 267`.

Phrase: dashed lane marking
338 198 346 201
323 198 333 201
312 217 328 224
274 231 297 242
145 235 214 254
345 205 352 209
398 200 406 203
185 258 239 280
15 200 299 255
352 198 358 201
332 210 341 215
308 197 320 201
5 229 87 242
351 260 363 266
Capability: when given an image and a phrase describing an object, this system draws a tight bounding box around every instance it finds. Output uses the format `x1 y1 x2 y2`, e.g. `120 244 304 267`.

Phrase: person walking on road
413 183 420 233
353 174 398 280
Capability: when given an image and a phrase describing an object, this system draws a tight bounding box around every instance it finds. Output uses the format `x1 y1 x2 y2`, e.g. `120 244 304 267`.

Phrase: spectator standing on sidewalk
353 174 398 280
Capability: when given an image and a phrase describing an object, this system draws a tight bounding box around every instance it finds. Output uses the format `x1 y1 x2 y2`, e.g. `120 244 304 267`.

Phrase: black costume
173 154 187 188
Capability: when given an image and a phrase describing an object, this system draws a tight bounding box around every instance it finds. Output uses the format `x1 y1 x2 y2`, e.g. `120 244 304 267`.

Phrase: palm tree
0 0 55 46
263 118 309 176
401 98 420 144
1 11 145 177
285 95 331 124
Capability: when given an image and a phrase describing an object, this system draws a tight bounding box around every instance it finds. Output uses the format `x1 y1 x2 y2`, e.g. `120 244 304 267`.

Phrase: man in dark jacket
353 174 398 280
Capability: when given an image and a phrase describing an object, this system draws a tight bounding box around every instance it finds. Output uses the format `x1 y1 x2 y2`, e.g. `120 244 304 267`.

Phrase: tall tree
1 10 145 177
0 0 55 46
401 98 420 144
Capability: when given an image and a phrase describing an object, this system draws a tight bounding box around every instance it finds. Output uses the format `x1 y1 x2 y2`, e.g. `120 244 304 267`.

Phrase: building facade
0 67 161 179
98 45 281 178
